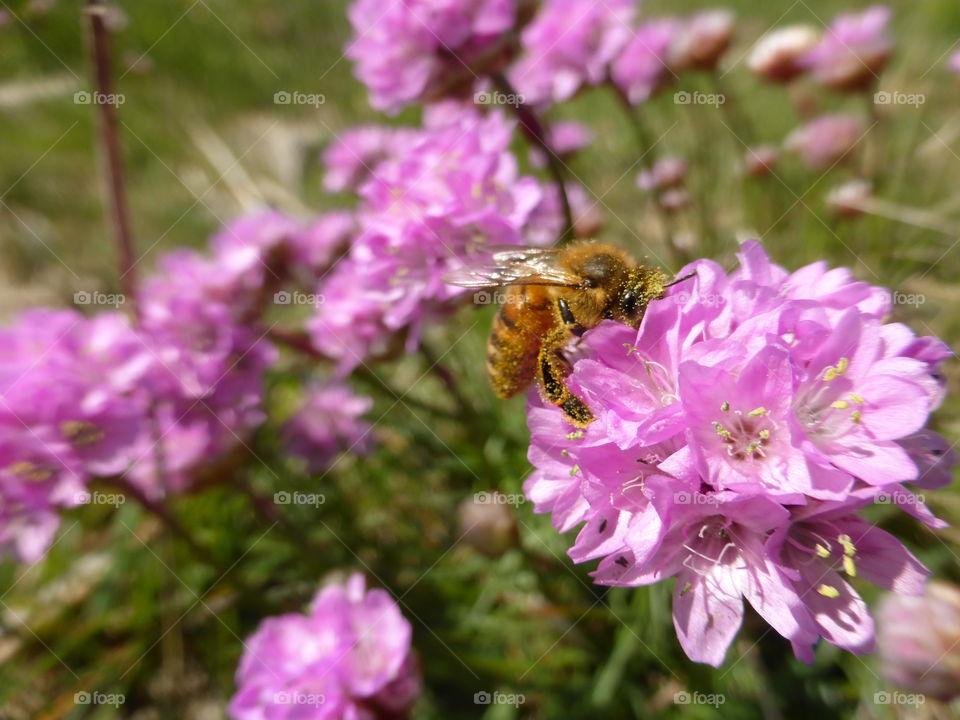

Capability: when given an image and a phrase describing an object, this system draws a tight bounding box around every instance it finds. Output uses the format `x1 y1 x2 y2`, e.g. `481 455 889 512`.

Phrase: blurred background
0 0 959 718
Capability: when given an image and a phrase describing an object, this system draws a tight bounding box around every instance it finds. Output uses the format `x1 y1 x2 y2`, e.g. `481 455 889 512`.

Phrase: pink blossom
346 0 519 114
784 114 865 171
800 5 893 91
229 573 420 720
510 0 635 105
310 110 544 368
612 19 680 105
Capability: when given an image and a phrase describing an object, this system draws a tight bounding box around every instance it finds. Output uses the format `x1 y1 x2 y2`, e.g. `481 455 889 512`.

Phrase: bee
446 241 694 427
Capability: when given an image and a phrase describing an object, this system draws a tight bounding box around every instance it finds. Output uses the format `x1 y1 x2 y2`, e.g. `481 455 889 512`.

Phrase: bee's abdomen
486 287 547 399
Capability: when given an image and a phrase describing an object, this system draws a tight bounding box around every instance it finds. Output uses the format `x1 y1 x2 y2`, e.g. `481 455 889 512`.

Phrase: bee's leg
557 297 587 337
537 327 595 427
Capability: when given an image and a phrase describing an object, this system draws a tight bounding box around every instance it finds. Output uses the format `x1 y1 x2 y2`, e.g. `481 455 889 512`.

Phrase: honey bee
446 241 695 427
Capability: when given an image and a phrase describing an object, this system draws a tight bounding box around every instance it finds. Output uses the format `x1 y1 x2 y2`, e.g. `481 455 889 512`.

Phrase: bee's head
615 268 669 327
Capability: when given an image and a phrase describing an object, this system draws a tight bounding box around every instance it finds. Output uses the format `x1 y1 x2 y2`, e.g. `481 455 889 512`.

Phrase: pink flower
322 126 416 194
510 0 635 105
611 19 680 105
310 110 544 368
229 573 420 720
769 499 928 660
346 0 519 114
0 310 150 561
284 383 374 472
637 156 687 191
784 114 865 171
524 241 953 665
800 5 893 91
529 120 593 168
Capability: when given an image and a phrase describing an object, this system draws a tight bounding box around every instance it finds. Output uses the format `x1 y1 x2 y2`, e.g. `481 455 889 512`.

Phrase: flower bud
458 497 517 556
668 9 735 72
877 581 960 701
747 25 820 82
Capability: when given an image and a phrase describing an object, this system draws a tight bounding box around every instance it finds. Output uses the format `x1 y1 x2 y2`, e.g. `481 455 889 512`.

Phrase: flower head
524 241 952 665
784 114 865 171
510 0 635 105
800 5 893 91
346 0 519 113
612 19 680 105
229 573 420 720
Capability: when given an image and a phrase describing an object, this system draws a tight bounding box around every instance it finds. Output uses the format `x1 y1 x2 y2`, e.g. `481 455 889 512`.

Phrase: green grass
0 1 959 718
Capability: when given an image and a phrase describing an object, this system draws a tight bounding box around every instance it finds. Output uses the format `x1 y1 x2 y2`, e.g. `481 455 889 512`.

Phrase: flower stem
84 0 138 313
491 73 574 243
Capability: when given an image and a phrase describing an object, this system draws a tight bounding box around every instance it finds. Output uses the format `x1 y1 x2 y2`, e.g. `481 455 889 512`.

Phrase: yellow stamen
815 544 831 559
823 357 850 382
849 393 865 404
843 556 857 577
851 410 862 424
720 401 730 412
748 407 768 417
758 429 771 440
817 584 840 598
713 422 732 439
8 461 52 482
830 400 849 410
569 465 580 477
566 430 584 440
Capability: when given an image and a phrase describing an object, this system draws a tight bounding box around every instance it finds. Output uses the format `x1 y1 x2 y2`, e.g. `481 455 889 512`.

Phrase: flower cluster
0 310 148 561
229 573 420 720
0 209 376 561
310 109 546 370
748 5 892 91
524 241 953 666
346 0 520 114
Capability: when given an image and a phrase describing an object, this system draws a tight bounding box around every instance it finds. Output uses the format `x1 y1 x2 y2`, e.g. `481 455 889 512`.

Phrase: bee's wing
444 248 581 289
